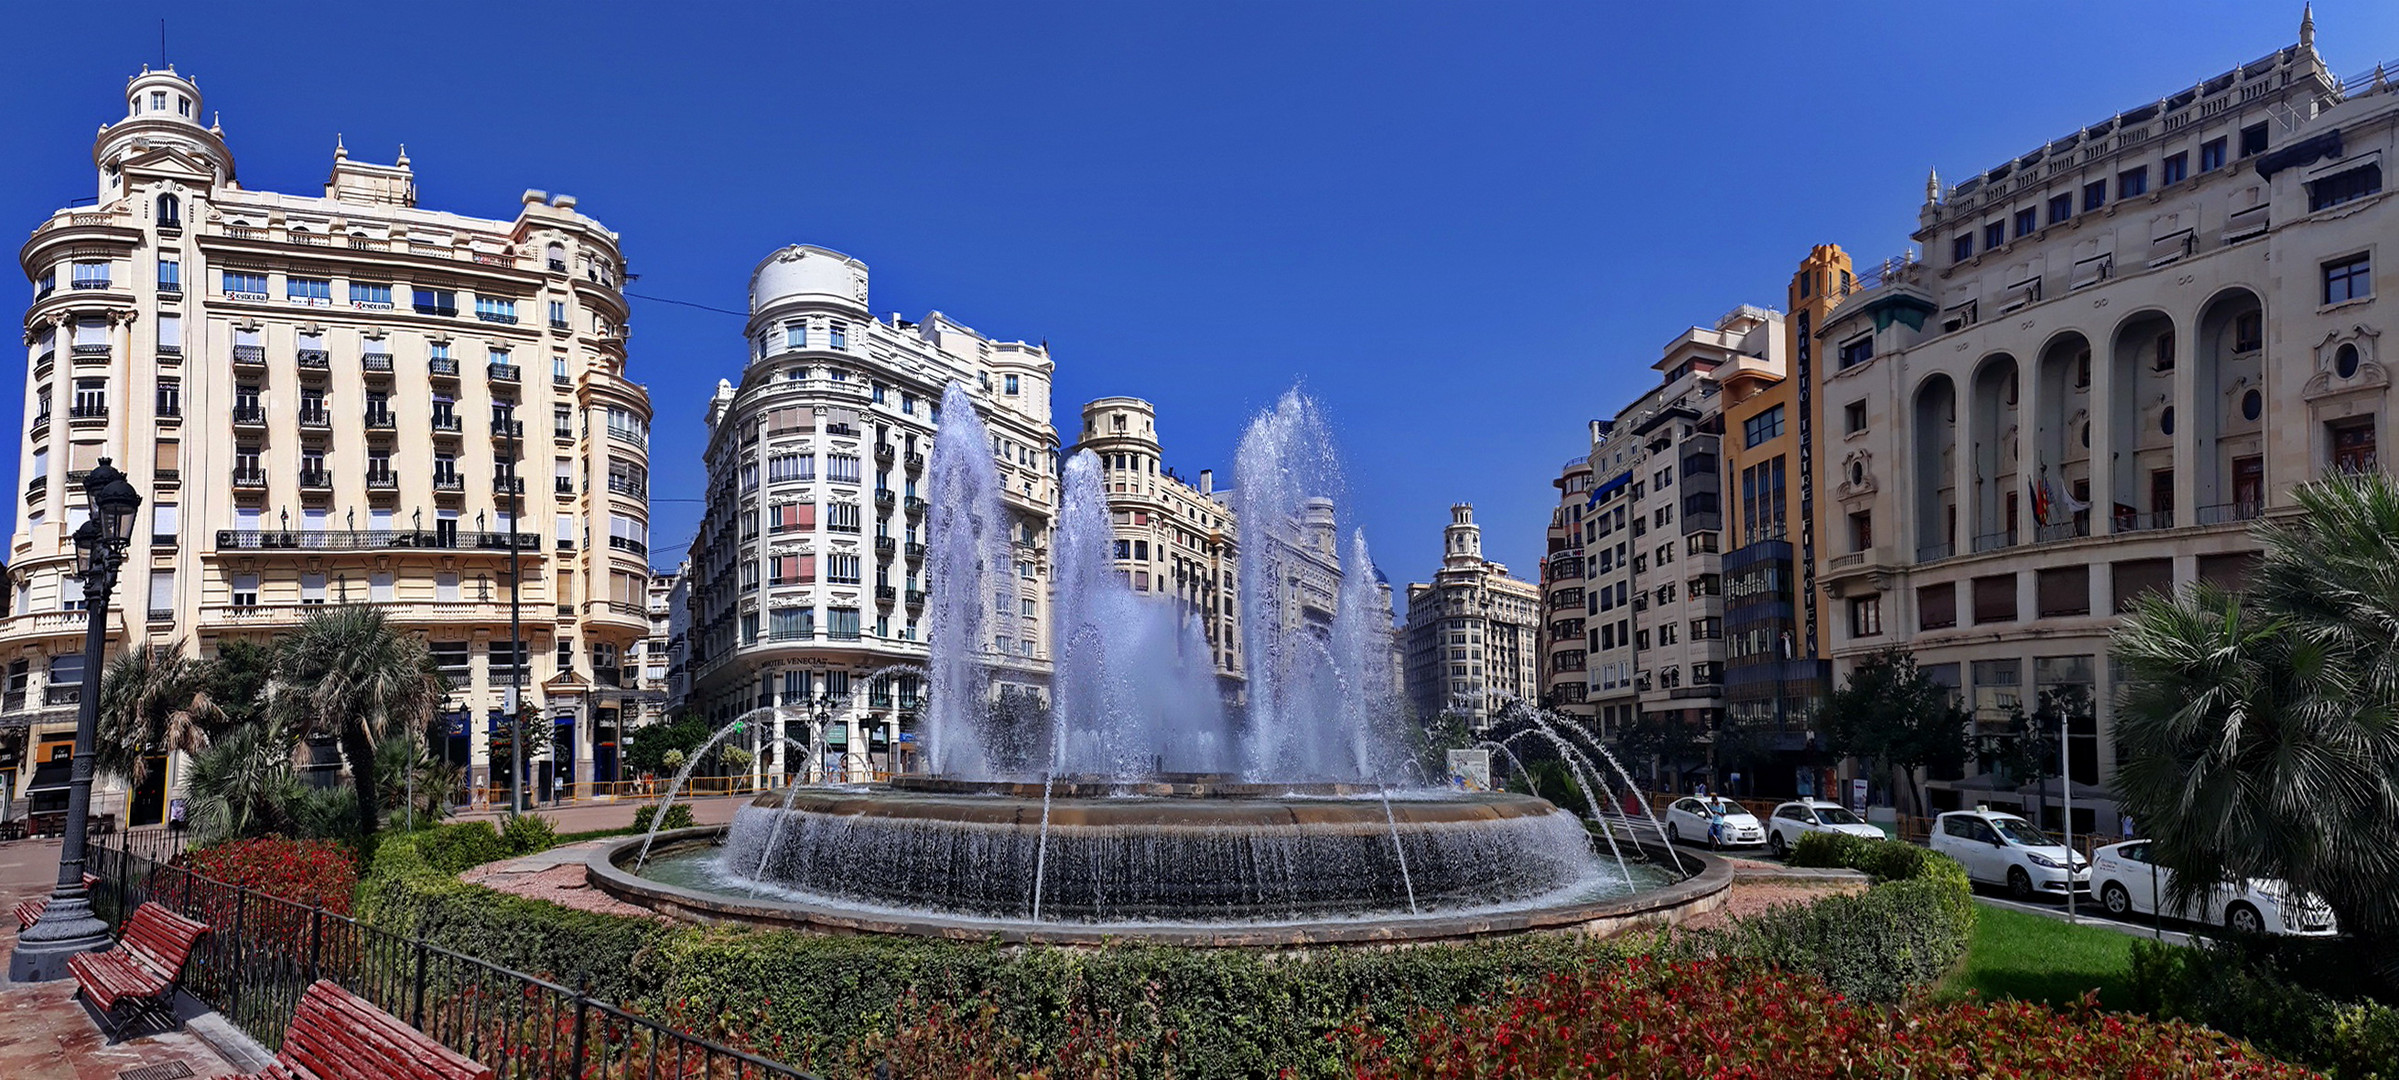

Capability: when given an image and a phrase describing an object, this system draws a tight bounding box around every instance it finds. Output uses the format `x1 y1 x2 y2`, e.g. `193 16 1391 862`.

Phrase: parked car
2090 840 2337 936
1664 796 1766 849
1928 809 2089 900
1765 799 1884 857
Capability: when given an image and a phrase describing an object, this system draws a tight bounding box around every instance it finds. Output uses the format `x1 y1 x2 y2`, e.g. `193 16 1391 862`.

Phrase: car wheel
1769 833 1788 859
2102 882 2131 917
2007 867 2035 901
1666 823 1680 846
2227 902 2265 936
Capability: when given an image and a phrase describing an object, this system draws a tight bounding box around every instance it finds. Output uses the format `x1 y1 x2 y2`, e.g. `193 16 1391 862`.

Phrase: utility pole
507 415 525 814
2061 709 2077 920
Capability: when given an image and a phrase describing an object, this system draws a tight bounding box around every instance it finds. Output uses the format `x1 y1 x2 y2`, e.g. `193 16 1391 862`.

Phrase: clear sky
3 2 2393 592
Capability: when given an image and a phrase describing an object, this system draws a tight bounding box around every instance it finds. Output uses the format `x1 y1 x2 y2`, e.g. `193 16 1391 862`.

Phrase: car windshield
1814 806 1864 826
1700 799 1740 817
1989 818 2057 846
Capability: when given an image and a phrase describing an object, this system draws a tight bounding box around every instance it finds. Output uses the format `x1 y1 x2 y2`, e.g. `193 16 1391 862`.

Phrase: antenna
159 19 167 67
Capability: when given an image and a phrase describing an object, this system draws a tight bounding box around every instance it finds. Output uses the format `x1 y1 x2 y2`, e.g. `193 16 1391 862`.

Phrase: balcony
157 281 181 297
30 412 49 435
68 404 108 423
874 443 895 463
905 590 926 607
491 420 525 440
875 536 896 555
476 311 519 325
232 345 265 366
71 343 110 359
25 476 45 498
2197 501 2264 526
158 403 181 419
1915 542 1954 563
554 477 575 495
34 351 54 374
298 407 332 431
71 277 112 291
874 489 896 510
231 404 267 427
295 349 331 370
428 357 460 379
876 586 897 602
432 414 463 434
904 452 926 472
298 469 332 491
365 471 399 491
2117 509 2176 534
362 352 394 373
609 536 649 556
1971 529 2017 554
215 529 539 552
493 475 525 494
2035 519 2092 544
364 410 396 431
905 541 926 560
231 468 267 489
904 496 927 515
432 474 464 493
487 363 520 384
606 476 645 498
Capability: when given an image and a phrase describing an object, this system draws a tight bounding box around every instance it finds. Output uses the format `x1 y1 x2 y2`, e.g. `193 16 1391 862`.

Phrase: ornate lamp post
10 458 140 981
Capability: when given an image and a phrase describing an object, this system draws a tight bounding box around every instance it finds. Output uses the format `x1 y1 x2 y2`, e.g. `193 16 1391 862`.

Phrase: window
1917 582 1957 630
2336 342 2362 379
2152 330 2176 372
156 377 180 417
412 288 457 316
2082 180 2106 211
828 322 848 349
2013 207 2037 238
2046 193 2072 225
2161 152 2187 186
2331 417 2377 475
1742 404 1785 447
768 453 810 482
72 260 110 288
2200 136 2227 172
1837 335 1874 369
828 453 861 484
2239 122 2268 158
1951 234 1973 262
157 257 179 290
554 403 573 438
230 573 260 610
156 313 181 353
2309 164 2383 211
1843 400 1867 434
474 295 518 323
2325 253 2372 305
2117 166 2148 200
1971 574 2018 624
224 270 267 297
1848 511 1872 552
287 276 331 304
1983 221 2005 250
829 554 862 584
2234 311 2263 353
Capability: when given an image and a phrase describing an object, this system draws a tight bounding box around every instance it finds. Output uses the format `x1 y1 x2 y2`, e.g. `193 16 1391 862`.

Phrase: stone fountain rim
587 826 1731 948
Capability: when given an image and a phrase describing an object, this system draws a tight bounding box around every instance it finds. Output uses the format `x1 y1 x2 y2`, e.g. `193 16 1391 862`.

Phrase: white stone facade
1403 504 1541 730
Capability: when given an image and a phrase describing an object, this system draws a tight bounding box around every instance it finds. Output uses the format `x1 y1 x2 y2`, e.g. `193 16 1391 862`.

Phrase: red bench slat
255 981 490 1080
69 901 209 1039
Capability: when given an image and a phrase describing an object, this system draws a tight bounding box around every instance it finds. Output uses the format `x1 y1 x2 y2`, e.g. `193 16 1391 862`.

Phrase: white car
1663 796 1766 849
1765 799 1884 858
1928 809 2090 900
2091 840 2338 937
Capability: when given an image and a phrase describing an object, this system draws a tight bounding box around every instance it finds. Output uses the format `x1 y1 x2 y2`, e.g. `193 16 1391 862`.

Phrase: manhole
118 1063 196 1080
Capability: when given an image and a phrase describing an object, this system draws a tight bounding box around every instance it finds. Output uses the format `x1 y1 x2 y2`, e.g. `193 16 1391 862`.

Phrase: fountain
595 385 1724 945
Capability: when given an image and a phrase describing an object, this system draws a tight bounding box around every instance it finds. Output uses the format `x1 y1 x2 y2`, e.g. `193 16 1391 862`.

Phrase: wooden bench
12 873 99 929
232 979 492 1080
66 901 209 1041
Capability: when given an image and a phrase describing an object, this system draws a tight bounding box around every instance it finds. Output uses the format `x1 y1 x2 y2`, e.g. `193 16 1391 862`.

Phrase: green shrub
1788 830 1945 884
403 821 511 876
500 812 558 855
1709 832 1974 1002
632 802 696 832
2130 938 2399 1079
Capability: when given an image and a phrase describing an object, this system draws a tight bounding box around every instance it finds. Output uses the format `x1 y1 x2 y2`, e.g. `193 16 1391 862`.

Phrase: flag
2028 478 2052 527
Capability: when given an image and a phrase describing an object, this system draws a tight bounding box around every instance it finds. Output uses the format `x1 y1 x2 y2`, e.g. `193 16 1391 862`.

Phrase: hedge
2131 938 2399 1079
355 829 1977 1079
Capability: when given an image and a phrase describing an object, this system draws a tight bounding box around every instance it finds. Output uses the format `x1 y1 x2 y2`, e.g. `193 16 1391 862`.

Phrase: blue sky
4 2 2394 589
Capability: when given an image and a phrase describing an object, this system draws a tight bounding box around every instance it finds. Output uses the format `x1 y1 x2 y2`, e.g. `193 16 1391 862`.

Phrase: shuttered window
2036 565 2090 617
1917 582 1957 630
1971 574 2018 624
2111 559 2175 613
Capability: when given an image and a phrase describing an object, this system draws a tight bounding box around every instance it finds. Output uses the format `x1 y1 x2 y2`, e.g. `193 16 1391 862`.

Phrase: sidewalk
0 838 241 1079
446 793 755 833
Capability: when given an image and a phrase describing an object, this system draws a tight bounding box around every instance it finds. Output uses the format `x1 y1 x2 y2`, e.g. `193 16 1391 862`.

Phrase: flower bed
190 835 358 914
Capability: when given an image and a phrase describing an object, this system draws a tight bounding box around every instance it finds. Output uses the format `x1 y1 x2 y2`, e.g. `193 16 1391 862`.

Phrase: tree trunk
341 724 380 837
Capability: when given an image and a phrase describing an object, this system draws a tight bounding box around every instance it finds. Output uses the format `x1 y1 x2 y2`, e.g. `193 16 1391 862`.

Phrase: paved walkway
448 793 753 832
0 838 242 1079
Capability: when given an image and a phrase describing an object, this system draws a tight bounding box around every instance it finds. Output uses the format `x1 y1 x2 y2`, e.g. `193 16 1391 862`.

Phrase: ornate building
1402 504 1540 730
682 246 1057 780
1537 455 1595 724
1070 397 1241 694
1817 16 2395 826
7 67 652 818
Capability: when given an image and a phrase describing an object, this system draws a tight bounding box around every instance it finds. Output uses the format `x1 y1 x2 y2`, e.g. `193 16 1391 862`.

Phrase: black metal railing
216 529 541 551
2197 501 2264 526
85 837 812 1080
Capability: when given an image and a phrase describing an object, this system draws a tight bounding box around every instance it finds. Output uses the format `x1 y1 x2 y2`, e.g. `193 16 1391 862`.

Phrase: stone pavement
0 837 241 1079
460 838 668 920
448 793 753 832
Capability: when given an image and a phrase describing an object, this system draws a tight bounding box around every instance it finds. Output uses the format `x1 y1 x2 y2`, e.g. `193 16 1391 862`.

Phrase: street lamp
11 458 140 981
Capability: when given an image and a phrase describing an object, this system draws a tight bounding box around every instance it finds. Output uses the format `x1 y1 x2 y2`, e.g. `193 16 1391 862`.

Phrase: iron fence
86 837 815 1079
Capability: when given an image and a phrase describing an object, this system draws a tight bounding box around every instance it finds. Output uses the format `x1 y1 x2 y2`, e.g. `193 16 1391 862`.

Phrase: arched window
545 242 565 272
156 193 180 228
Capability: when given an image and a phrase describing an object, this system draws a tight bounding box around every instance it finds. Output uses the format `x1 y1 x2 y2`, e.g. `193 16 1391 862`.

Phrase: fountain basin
591 783 1728 947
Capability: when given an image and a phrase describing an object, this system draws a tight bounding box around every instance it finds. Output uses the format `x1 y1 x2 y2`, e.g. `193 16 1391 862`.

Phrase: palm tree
2113 473 2399 979
267 606 447 838
182 718 301 844
95 647 227 788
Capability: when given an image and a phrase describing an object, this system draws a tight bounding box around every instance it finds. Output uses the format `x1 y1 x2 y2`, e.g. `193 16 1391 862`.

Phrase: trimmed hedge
631 802 695 832
355 829 1977 1079
2132 938 2399 1079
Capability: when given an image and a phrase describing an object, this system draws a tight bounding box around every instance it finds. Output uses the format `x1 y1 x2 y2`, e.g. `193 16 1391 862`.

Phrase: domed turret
93 66 235 198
